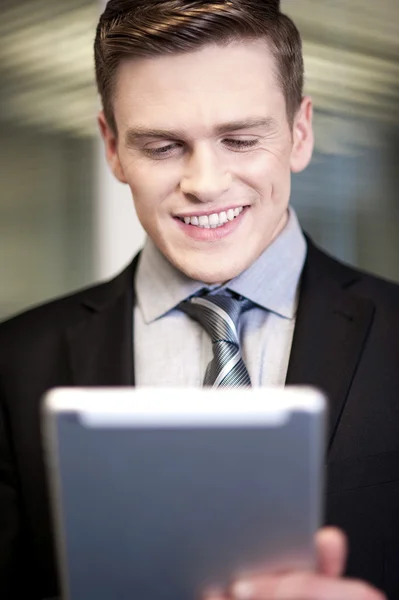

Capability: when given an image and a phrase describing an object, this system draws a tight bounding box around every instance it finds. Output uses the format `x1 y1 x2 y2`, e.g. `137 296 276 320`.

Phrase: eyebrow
124 117 278 146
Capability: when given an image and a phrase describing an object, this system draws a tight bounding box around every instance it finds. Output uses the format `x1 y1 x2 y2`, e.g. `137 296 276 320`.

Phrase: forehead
112 40 286 132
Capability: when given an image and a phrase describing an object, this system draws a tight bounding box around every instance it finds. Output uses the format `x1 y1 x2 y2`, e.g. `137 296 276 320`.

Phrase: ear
290 96 314 173
97 111 128 184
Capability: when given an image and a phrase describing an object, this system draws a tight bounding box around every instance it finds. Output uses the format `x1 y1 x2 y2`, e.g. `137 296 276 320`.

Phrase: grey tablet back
43 387 326 600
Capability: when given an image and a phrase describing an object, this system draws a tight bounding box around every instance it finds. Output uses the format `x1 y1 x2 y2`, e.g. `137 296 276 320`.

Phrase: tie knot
179 293 251 344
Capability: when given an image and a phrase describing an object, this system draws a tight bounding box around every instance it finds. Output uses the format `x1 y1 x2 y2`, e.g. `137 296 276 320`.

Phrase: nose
179 145 231 203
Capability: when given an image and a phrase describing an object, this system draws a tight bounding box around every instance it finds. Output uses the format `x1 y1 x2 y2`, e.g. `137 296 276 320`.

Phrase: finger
202 586 228 600
315 527 347 577
230 572 387 600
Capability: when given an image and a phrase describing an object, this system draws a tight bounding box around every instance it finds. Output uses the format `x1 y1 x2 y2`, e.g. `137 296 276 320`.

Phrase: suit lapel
286 241 375 451
66 257 139 387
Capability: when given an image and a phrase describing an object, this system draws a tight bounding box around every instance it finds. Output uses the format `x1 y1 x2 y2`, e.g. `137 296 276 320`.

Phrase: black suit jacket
0 238 399 599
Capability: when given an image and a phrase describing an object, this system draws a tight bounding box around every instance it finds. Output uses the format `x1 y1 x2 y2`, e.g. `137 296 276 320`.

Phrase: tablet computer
42 386 326 600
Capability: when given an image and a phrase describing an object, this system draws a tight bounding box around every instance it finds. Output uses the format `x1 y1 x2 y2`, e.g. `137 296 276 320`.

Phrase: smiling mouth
177 206 246 229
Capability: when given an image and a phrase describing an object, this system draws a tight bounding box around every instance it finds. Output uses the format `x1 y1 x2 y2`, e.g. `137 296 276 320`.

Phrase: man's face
100 40 314 283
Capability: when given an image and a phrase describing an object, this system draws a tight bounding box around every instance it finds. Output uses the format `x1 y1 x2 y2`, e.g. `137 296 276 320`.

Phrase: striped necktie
179 293 252 388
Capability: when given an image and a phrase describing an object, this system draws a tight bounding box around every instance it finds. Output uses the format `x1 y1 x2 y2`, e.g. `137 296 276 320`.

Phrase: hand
204 528 386 600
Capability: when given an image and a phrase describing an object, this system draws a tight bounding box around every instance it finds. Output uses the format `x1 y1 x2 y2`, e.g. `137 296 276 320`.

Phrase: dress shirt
134 208 307 387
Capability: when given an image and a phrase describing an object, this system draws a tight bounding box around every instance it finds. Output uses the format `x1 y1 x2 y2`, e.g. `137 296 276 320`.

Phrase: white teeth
198 215 209 227
208 213 219 226
181 206 245 228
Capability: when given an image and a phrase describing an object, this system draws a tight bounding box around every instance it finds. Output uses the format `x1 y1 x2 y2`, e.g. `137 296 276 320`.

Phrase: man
0 0 398 598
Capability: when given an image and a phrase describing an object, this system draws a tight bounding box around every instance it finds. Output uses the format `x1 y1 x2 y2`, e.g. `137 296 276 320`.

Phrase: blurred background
0 0 398 321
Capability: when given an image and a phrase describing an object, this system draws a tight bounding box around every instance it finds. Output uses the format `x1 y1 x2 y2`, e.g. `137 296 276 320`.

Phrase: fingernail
232 580 254 600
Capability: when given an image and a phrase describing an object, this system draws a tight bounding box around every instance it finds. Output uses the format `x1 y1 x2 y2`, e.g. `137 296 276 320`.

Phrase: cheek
241 151 291 209
123 162 177 220
241 144 285 173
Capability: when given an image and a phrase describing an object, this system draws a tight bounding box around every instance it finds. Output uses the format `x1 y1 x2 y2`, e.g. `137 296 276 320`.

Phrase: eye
223 138 260 150
223 138 259 151
143 143 181 158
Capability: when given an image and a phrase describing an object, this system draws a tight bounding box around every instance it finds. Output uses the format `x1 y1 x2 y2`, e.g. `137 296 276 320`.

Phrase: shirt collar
135 238 205 324
136 207 307 324
227 208 307 318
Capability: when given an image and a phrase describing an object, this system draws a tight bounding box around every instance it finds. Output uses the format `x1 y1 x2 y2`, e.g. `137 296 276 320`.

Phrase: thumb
315 527 348 577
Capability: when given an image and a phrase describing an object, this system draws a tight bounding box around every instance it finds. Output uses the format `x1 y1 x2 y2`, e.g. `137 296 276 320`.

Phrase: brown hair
94 0 304 134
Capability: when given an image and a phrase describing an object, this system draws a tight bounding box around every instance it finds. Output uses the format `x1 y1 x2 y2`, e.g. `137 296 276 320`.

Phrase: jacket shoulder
307 238 399 308
0 257 138 341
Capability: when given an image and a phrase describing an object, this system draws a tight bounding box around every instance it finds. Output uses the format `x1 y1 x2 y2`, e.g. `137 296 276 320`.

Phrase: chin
176 256 250 285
